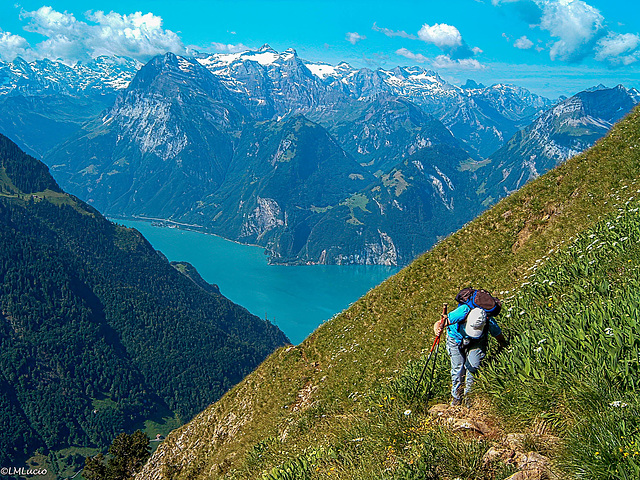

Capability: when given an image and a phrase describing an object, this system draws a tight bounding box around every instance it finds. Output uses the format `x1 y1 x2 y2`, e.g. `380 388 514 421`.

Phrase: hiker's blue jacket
446 304 502 346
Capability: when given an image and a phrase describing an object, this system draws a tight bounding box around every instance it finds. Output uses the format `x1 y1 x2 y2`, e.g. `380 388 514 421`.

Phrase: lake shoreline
112 218 398 344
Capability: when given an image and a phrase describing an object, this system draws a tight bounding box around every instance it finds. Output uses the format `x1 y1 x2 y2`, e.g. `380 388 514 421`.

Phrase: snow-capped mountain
0 46 551 159
0 46 631 266
0 56 140 97
0 55 141 158
194 45 552 157
46 52 481 266
49 53 246 217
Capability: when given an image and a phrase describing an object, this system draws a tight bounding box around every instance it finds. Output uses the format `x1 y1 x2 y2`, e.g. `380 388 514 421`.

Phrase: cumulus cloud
494 0 640 66
0 30 31 61
396 47 429 63
539 0 604 62
1 6 186 64
346 32 366 45
595 33 640 66
514 35 534 49
417 22 478 59
373 22 418 40
396 48 483 70
418 23 463 49
432 54 484 70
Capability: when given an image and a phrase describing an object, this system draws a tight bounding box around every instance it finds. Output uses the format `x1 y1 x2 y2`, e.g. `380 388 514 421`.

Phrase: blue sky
0 0 639 97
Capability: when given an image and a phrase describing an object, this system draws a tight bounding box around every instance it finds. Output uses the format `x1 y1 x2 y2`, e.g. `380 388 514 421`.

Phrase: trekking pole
411 303 448 401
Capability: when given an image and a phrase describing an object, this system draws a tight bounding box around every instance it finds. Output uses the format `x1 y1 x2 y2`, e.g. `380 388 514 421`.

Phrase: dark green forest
0 133 289 466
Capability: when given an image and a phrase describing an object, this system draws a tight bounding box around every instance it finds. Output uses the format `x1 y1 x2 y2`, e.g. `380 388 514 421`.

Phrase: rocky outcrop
428 404 560 480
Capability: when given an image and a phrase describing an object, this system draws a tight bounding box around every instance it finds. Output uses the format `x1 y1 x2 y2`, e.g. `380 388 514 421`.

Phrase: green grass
381 170 410 196
138 107 640 480
458 158 491 173
340 193 370 224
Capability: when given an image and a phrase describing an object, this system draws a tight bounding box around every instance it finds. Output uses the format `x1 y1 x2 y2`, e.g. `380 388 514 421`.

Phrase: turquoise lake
115 219 399 344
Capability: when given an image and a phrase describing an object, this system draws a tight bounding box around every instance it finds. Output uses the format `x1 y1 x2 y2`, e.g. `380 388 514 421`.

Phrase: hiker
434 289 509 406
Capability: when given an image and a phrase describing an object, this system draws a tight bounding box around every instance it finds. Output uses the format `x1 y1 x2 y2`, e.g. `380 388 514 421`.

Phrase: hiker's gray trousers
446 334 487 400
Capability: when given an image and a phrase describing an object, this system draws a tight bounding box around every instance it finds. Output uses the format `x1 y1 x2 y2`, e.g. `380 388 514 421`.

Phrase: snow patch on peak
305 63 338 78
243 51 280 66
178 57 194 73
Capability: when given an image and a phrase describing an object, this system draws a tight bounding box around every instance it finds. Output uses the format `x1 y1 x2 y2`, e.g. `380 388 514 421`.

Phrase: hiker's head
465 307 486 339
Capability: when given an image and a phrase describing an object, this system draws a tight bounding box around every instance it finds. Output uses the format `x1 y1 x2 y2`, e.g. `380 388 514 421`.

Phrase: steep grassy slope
138 106 640 479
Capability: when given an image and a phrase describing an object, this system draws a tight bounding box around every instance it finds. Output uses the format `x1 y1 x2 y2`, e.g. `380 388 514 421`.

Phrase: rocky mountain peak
258 43 277 53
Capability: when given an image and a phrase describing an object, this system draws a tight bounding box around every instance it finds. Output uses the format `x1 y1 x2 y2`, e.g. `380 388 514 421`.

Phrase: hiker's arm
434 304 468 336
448 304 470 324
488 318 509 347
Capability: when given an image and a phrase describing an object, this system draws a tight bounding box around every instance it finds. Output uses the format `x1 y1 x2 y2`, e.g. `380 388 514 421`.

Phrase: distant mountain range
1 47 638 266
478 84 640 204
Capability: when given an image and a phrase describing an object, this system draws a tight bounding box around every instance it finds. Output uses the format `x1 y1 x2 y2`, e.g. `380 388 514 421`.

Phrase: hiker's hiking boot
450 397 462 406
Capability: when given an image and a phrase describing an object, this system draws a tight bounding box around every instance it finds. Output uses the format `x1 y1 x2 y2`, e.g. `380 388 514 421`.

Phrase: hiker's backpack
455 288 502 317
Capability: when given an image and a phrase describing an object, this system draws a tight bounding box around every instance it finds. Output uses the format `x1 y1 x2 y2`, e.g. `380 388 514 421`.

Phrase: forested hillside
0 134 289 470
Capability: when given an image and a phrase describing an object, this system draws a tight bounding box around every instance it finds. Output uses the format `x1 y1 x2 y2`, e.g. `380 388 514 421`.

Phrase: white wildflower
609 401 628 408
404 409 412 416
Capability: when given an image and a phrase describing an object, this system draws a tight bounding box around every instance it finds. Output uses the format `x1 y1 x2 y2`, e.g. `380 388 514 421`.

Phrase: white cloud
418 23 463 49
346 32 366 45
417 22 479 60
0 30 31 61
514 35 534 49
205 42 251 53
2 6 186 64
432 54 484 70
595 33 640 66
493 0 640 66
396 47 429 63
396 48 483 70
539 0 604 62
373 23 417 40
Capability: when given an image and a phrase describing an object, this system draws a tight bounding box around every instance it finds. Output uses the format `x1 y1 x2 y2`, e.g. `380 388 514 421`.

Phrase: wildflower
610 401 628 408
404 409 412 416
605 328 614 337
